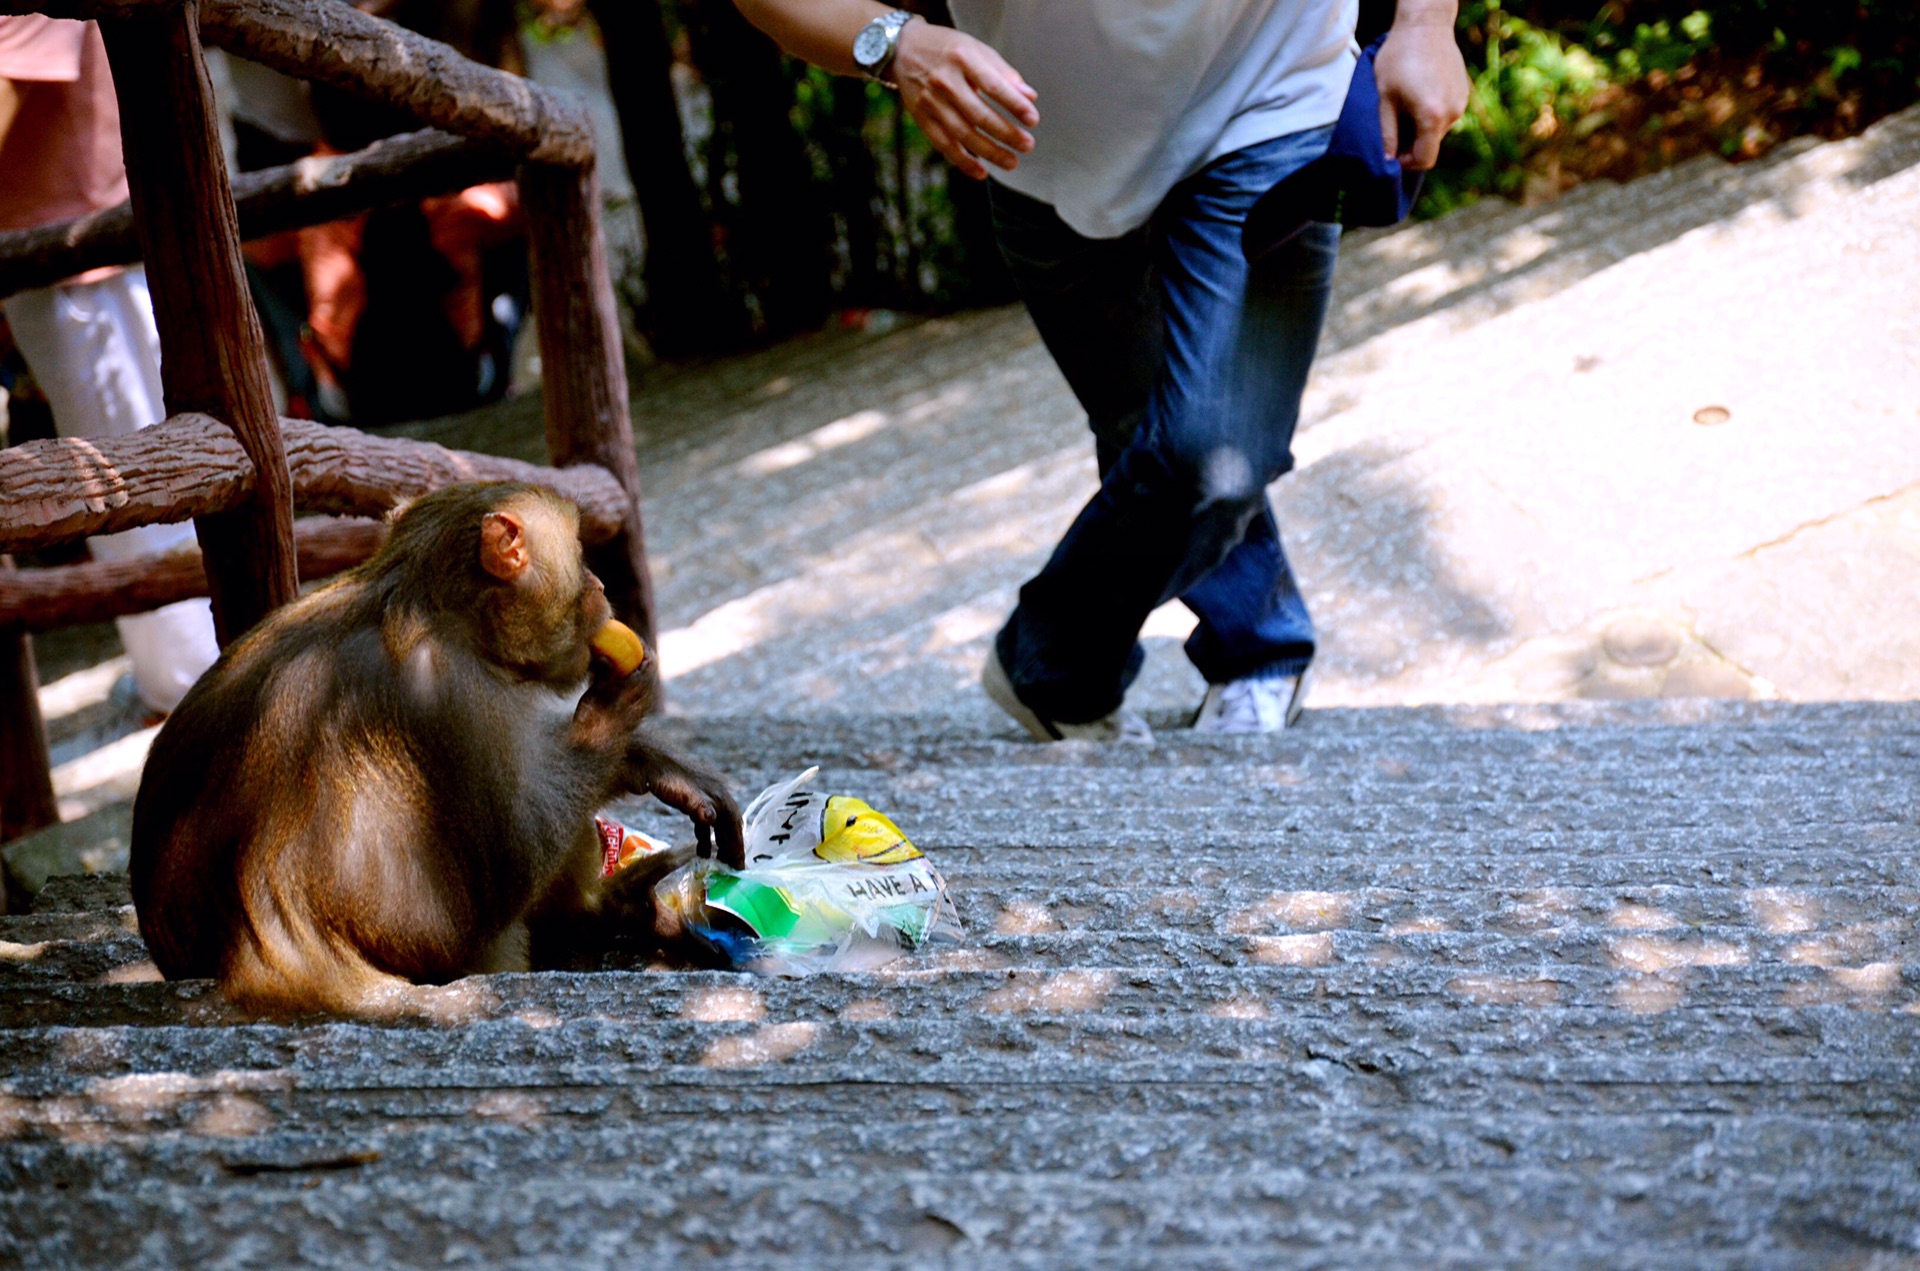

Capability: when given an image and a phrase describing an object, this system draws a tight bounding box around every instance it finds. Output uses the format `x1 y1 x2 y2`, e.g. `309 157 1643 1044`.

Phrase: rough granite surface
4 703 1919 1268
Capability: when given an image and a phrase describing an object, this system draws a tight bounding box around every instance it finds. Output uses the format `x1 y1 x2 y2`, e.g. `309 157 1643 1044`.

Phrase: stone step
620 804 1920 852
2 1056 1915 1169
3 956 1913 1047
656 700 1920 759
705 739 1918 784
644 798 1912 845
0 944 1909 1021
711 761 1914 805
8 825 1909 939
5 1109 1910 1194
15 821 1919 885
5 873 1911 945
2 1176 1906 1270
5 699 1915 1265
0 907 135 944
702 764 1919 818
3 920 1907 1001
16 874 131 914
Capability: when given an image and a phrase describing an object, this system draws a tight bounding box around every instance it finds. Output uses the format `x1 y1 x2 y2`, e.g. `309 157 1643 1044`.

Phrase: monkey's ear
479 511 531 581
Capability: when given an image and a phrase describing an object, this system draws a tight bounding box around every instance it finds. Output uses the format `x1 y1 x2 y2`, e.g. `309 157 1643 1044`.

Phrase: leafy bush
1420 0 1920 215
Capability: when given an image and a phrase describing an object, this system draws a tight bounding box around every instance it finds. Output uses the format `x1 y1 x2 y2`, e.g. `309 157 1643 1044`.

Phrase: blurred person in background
234 0 526 426
0 14 220 715
735 0 1468 740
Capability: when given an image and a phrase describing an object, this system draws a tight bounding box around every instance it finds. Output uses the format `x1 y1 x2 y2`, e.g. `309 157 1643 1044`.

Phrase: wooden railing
0 0 655 843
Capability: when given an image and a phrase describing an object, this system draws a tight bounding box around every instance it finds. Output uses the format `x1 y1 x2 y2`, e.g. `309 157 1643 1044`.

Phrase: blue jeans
990 127 1340 724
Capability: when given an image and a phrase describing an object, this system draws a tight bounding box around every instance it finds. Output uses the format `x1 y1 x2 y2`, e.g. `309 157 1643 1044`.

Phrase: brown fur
130 482 742 1018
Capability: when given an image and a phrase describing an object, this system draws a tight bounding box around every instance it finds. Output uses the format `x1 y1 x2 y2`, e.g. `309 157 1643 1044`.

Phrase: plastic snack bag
600 768 961 975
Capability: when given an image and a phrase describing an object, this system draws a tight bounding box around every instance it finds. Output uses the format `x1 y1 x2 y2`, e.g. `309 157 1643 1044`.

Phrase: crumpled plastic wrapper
598 768 961 975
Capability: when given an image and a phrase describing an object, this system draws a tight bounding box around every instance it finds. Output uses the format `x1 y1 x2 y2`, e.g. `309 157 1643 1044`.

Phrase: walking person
735 0 1468 740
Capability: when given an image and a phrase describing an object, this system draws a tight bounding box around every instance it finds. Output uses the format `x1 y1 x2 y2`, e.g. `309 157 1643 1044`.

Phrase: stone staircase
4 701 1918 1267
10 104 1920 1267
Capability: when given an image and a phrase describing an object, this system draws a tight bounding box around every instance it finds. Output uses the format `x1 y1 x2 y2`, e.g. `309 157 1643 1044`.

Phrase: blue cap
1242 36 1425 262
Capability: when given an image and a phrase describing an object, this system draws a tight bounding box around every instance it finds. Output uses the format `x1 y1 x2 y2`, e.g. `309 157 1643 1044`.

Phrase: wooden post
1 564 59 854
99 1 298 645
520 160 658 644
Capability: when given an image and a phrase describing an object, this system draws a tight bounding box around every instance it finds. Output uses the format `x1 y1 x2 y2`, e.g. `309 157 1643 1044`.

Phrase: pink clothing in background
0 16 129 234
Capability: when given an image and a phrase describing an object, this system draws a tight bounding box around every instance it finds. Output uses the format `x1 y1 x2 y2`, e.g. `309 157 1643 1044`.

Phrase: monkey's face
478 493 607 686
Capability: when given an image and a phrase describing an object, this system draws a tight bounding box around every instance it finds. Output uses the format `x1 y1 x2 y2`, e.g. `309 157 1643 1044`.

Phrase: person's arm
732 0 1037 181
1372 0 1470 171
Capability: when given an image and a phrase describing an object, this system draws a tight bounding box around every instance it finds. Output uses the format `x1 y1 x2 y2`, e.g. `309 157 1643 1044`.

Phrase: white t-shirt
948 1 1359 238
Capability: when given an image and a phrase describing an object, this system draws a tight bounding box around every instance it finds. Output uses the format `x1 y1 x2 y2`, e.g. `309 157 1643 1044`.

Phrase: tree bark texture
0 0 589 160
0 129 517 300
0 414 630 554
684 0 832 337
520 160 657 644
199 0 593 166
0 564 60 852
824 77 886 308
587 0 744 358
100 3 299 646
0 518 387 632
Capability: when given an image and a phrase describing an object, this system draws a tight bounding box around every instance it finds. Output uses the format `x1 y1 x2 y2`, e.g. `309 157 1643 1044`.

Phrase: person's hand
1373 15 1470 171
892 20 1038 181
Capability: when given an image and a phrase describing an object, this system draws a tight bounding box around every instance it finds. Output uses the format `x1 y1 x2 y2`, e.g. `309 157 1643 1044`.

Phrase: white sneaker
981 646 1154 745
1192 669 1309 733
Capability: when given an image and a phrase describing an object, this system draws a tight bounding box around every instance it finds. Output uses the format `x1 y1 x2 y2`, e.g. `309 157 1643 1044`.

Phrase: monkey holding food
130 482 743 1017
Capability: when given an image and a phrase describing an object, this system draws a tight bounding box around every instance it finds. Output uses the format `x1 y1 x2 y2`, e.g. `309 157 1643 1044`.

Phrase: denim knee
1169 486 1266 601
1124 436 1273 605
1163 432 1293 507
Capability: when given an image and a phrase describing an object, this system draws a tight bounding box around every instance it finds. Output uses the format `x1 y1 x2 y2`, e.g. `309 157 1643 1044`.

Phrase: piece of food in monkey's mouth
590 619 647 676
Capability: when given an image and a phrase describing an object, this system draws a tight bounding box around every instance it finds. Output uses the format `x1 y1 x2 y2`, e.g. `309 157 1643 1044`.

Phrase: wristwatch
853 8 916 88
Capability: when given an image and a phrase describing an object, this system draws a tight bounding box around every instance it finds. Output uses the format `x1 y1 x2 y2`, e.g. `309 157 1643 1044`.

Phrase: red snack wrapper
595 816 673 878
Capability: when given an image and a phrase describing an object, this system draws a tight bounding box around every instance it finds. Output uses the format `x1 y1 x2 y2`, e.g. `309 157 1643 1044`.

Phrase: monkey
128 481 743 1018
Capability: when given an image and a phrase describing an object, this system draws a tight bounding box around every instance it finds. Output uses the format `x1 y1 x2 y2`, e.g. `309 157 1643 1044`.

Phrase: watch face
854 23 889 68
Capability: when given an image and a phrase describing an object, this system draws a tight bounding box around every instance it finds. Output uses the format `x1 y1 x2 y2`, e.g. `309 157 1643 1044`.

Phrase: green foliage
1605 11 1716 77
1421 3 1612 214
1421 0 1920 217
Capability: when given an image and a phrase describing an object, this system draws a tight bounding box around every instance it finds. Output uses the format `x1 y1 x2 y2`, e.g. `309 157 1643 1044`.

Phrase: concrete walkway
565 102 1918 726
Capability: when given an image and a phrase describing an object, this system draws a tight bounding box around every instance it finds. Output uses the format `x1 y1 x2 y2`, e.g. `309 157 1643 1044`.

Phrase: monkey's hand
601 842 699 942
627 738 746 870
572 654 660 753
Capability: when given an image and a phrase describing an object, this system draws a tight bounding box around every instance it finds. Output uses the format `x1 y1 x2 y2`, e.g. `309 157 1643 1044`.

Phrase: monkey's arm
524 832 709 970
624 734 746 869
568 644 744 865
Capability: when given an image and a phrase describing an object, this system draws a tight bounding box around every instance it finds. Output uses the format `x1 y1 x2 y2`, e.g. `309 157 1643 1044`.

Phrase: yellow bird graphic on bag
812 796 922 865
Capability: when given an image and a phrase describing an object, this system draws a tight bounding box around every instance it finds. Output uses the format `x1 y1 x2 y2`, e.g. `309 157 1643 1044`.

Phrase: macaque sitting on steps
130 482 743 1017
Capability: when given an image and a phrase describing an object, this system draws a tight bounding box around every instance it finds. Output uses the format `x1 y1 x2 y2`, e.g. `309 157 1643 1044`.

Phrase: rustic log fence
0 0 655 844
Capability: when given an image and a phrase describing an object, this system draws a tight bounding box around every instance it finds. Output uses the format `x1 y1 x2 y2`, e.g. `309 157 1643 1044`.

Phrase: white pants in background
5 266 221 713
